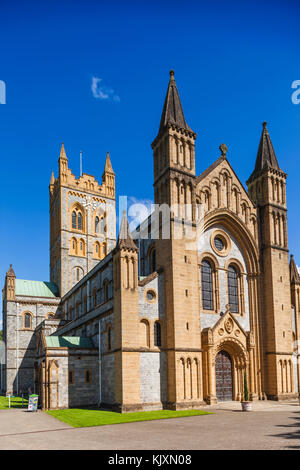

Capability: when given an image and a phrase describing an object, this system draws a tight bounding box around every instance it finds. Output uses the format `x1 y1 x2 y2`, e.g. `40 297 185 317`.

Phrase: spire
117 212 138 251
248 122 281 182
158 70 192 134
290 255 300 284
6 264 15 278
59 142 67 160
50 171 55 185
103 152 115 175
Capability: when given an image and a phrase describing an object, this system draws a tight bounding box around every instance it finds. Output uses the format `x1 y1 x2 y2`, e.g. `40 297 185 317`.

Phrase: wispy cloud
91 76 120 102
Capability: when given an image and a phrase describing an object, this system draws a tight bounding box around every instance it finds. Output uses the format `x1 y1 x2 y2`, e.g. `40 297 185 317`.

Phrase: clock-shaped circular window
210 230 231 257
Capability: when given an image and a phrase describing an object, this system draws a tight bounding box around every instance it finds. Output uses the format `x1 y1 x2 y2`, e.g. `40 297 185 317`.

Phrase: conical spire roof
248 122 281 182
6 264 15 277
103 152 115 175
290 255 300 284
159 70 191 134
117 212 138 251
50 171 55 185
59 142 67 159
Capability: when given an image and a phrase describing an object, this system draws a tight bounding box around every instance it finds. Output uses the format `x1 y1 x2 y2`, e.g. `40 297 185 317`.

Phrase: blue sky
1 0 300 313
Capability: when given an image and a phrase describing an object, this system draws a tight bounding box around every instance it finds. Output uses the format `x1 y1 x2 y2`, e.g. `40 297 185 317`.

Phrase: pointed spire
6 264 15 278
158 70 192 134
248 122 281 182
117 211 138 251
50 171 55 185
290 255 300 284
103 152 115 175
59 142 67 160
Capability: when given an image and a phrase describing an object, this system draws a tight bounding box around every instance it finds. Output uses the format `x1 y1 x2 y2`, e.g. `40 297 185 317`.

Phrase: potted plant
241 370 252 411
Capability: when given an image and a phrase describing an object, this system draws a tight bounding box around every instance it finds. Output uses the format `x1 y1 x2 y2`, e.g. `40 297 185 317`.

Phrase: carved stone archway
202 311 253 404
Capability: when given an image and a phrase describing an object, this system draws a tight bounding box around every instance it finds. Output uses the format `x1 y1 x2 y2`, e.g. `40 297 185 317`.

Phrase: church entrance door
215 350 233 401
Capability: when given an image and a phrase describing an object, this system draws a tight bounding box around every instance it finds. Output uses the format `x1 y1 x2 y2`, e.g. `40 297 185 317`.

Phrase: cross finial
219 143 228 158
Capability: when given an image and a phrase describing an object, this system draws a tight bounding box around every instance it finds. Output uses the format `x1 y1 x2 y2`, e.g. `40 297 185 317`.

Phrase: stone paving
0 401 300 450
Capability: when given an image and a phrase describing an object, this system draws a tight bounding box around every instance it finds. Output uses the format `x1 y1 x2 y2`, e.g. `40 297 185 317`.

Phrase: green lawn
46 408 212 428
0 395 28 410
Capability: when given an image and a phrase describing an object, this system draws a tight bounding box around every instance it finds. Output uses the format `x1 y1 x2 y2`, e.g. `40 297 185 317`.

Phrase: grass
0 395 28 410
46 407 212 428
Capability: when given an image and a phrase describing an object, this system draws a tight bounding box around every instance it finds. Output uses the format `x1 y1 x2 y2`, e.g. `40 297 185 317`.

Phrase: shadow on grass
0 396 28 410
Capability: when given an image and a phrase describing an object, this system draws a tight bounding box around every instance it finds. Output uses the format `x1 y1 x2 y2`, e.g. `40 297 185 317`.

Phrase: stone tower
113 213 140 411
247 122 294 399
49 144 116 296
151 71 203 408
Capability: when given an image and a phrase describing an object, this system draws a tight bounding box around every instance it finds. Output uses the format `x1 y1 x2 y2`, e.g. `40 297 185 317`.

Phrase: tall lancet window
201 260 214 310
95 216 99 233
72 211 77 229
100 217 104 234
77 212 82 230
228 265 239 313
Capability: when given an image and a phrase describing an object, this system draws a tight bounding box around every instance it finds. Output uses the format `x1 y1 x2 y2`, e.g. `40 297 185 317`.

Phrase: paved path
1 402 300 450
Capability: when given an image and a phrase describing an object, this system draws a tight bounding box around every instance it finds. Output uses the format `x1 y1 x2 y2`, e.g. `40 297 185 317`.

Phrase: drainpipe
98 319 102 406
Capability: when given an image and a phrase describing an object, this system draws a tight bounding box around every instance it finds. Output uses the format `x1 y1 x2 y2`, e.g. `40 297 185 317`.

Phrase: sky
0 0 300 322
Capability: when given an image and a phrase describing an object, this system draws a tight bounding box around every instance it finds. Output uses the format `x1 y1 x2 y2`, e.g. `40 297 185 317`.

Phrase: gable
195 158 258 241
197 157 255 210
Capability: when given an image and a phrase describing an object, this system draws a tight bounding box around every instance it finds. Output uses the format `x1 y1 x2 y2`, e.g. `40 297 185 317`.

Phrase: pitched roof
196 156 224 184
248 122 281 183
6 264 15 277
15 279 59 298
45 336 94 349
290 255 300 284
116 212 138 251
159 70 192 134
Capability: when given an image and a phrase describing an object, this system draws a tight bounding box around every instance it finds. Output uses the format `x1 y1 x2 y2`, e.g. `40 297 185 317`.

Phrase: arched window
94 242 100 259
201 260 214 310
100 218 104 234
78 212 82 230
95 216 99 233
23 312 32 329
228 265 239 313
154 321 161 347
72 211 77 229
85 369 92 384
103 279 109 302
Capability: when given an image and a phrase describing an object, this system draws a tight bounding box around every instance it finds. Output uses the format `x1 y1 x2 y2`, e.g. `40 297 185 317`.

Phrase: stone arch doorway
215 350 233 401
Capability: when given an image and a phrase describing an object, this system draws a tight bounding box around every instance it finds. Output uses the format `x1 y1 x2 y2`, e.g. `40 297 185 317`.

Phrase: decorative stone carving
218 328 224 336
224 317 234 334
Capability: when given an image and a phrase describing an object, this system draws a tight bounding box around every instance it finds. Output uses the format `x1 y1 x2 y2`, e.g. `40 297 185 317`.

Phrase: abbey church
2 71 300 411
